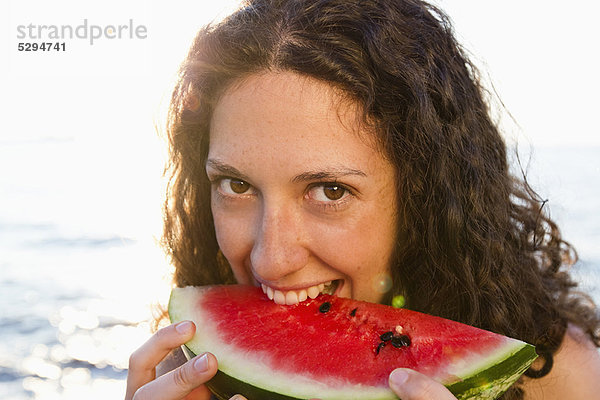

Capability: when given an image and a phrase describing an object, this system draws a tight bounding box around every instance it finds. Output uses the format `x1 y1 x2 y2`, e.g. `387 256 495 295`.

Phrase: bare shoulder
523 324 600 399
155 347 188 377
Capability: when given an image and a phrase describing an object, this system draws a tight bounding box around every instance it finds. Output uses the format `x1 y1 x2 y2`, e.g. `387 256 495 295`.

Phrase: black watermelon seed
350 308 358 317
391 335 411 348
375 341 386 355
379 331 394 342
319 302 331 313
399 335 411 346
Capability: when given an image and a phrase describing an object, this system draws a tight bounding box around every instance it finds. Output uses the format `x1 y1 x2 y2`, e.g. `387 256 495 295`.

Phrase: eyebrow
291 169 367 183
205 159 252 182
206 159 366 183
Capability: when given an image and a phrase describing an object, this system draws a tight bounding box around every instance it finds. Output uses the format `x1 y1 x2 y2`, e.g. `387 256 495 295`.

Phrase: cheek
311 207 396 275
212 208 255 282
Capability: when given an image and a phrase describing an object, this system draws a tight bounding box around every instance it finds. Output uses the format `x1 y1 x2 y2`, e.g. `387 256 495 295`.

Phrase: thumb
388 369 456 400
134 353 218 399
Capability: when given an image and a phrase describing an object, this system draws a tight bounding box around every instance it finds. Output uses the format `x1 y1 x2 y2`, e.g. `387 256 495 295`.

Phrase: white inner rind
169 287 528 400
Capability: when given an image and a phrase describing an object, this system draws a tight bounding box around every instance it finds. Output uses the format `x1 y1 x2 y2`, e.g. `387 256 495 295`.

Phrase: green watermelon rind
169 286 538 400
445 344 536 399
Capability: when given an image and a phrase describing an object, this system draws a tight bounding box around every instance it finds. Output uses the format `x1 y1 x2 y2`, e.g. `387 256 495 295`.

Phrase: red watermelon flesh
169 285 537 400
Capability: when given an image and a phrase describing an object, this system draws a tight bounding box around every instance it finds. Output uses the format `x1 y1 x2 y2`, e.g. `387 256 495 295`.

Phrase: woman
126 0 600 399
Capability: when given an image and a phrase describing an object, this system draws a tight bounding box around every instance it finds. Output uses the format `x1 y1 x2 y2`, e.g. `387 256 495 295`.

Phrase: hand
125 321 246 400
388 369 457 400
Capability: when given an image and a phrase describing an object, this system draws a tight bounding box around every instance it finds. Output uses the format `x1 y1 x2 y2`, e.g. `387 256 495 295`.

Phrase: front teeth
261 281 334 305
307 286 320 299
274 290 285 305
285 291 298 305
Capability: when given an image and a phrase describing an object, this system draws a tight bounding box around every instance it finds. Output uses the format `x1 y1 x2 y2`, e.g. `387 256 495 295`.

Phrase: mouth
260 279 342 305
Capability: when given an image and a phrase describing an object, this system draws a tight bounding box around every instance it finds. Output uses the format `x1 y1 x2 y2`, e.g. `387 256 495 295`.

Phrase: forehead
208 71 382 161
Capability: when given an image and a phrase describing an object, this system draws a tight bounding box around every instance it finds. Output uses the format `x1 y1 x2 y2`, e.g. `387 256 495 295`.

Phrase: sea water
0 140 598 399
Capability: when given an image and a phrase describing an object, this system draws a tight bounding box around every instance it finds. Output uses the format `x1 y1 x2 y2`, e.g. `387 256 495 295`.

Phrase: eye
321 185 346 200
307 183 351 202
217 178 253 195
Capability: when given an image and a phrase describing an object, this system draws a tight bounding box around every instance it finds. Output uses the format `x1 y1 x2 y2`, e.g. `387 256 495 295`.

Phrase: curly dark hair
161 0 600 397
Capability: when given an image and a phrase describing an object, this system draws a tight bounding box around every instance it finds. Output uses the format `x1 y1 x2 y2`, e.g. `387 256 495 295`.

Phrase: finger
132 352 218 400
126 321 196 400
229 396 248 400
182 385 214 400
130 321 196 371
389 369 456 400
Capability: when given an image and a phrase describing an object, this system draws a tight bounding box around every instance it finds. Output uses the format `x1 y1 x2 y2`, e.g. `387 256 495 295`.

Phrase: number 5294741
18 42 66 51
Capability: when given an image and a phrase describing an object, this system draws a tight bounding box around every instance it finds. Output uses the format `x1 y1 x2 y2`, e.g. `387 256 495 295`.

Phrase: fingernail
230 395 246 400
389 369 409 386
175 321 193 335
193 353 209 372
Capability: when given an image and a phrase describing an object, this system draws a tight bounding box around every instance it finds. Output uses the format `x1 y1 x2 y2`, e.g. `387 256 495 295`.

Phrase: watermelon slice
168 285 537 400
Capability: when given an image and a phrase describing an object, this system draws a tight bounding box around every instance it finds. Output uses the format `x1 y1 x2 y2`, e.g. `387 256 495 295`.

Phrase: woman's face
207 71 398 305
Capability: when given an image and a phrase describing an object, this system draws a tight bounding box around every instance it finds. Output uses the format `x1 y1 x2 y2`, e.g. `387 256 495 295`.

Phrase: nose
250 200 309 282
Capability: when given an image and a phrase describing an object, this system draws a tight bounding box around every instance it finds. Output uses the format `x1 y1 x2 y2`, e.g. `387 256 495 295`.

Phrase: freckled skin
207 71 398 303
